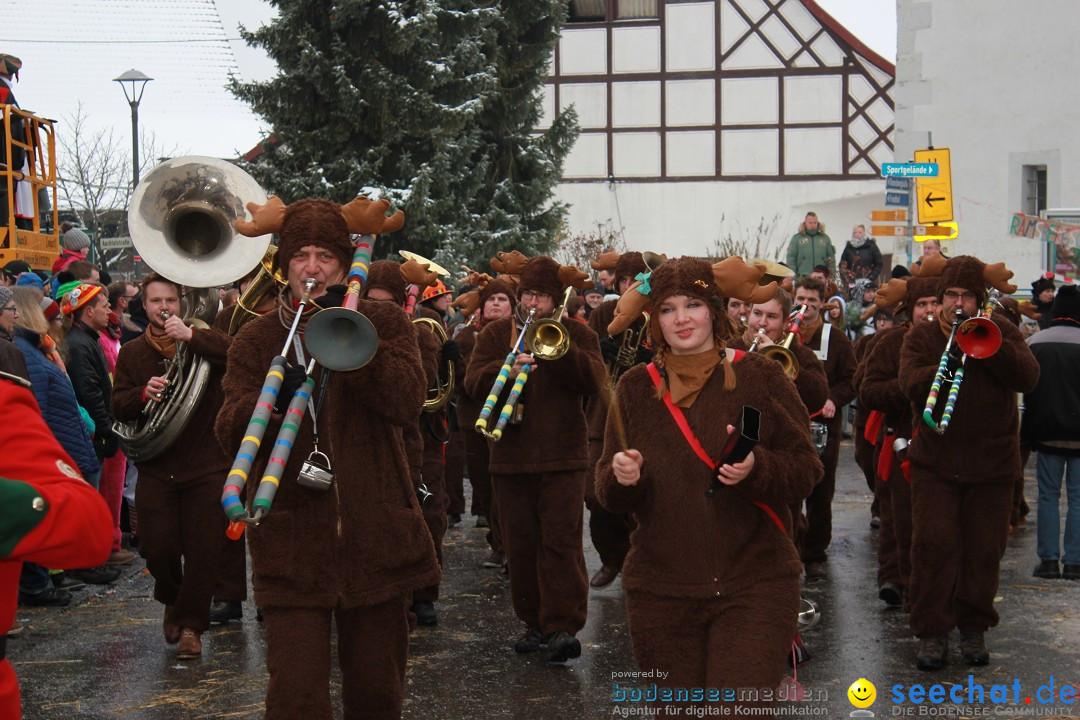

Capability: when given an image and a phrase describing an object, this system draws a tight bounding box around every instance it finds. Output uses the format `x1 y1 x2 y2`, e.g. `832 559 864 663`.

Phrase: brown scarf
937 307 956 337
664 349 723 408
145 326 177 359
799 314 823 346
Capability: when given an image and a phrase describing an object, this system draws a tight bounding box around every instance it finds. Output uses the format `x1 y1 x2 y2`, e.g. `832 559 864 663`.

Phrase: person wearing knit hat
791 275 857 581
899 254 1039 670
63 227 91 253
49 226 93 276
0 286 15 340
464 254 603 663
1031 275 1056 330
594 256 821 712
1022 284 1080 583
858 274 940 611
219 194 438 718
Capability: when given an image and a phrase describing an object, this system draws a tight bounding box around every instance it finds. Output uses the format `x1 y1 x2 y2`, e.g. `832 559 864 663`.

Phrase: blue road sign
885 176 911 191
881 163 939 178
885 191 910 207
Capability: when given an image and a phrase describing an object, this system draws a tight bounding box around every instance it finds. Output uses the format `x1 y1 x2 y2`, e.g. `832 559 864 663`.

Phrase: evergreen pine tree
231 0 577 269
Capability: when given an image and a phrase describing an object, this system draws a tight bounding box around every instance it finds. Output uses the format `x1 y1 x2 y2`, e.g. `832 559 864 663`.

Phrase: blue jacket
13 328 100 476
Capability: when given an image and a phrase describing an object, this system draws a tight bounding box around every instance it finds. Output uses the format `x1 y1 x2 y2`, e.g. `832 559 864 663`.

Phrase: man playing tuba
112 273 233 660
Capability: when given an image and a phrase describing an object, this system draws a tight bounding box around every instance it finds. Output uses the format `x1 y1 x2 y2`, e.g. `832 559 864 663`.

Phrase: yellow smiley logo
848 678 876 708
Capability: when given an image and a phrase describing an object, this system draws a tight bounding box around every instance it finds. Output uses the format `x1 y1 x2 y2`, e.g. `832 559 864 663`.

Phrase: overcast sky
2 0 897 164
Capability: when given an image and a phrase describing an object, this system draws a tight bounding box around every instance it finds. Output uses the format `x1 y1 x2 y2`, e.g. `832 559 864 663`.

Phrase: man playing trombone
464 255 605 663
898 255 1039 671
216 197 439 719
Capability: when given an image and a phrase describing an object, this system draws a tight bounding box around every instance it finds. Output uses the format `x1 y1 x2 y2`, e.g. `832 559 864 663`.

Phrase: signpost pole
907 182 915 267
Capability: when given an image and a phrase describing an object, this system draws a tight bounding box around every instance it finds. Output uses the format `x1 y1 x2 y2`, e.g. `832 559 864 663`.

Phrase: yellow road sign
869 209 908 222
914 148 953 224
914 221 958 241
872 225 908 237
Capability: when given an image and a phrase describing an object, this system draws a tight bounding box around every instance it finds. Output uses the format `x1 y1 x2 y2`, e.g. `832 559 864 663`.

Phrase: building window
1022 164 1047 216
568 0 659 22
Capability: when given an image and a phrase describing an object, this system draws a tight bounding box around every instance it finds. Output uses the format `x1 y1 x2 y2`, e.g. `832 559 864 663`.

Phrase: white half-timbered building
543 0 896 261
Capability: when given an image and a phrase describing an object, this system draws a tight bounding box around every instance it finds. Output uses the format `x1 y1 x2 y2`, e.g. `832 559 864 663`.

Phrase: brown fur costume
112 321 232 632
216 283 438 717
365 259 408 306
414 306 448 607
899 282 1039 638
796 321 856 565
595 312 822 706
615 251 647 289
463 256 604 640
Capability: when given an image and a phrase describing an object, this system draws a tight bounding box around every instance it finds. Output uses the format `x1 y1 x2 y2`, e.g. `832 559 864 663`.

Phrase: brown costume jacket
802 322 857 420
112 327 231 476
595 353 823 597
214 300 440 608
463 315 604 474
728 336 829 414
860 326 913 437
899 313 1039 484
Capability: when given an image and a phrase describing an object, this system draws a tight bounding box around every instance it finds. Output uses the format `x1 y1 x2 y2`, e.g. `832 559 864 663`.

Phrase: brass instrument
523 286 573 362
922 291 1002 434
607 311 650 387
114 156 272 462
414 316 455 412
229 245 287 335
747 327 767 352
756 304 805 379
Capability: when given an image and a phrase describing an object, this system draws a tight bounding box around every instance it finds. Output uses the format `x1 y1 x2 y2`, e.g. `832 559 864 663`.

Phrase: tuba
113 156 272 462
229 245 288 335
414 316 456 412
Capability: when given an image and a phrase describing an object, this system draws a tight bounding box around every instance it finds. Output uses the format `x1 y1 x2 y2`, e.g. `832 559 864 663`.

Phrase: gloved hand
599 336 620 364
97 428 120 459
314 284 348 309
274 365 309 414
634 344 655 366
440 340 461 363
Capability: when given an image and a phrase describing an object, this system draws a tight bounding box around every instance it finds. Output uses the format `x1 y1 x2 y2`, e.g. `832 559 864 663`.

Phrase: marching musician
112 273 233 659
858 275 940 610
791 276 857 581
453 276 517 569
595 257 822 712
215 198 438 719
463 255 604 663
586 251 648 589
363 259 448 628
733 286 829 415
898 255 1039 670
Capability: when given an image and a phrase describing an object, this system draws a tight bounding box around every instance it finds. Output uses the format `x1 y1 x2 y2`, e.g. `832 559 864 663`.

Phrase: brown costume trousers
212 533 248 603
492 470 589 635
461 426 502 553
625 582 797 712
444 427 466 516
909 474 1013 637
135 470 229 632
799 414 841 564
586 437 633 570
414 430 447 605
262 596 410 720
876 456 912 593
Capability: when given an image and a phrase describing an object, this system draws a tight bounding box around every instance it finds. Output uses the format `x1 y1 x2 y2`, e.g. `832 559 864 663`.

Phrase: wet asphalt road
10 441 1080 719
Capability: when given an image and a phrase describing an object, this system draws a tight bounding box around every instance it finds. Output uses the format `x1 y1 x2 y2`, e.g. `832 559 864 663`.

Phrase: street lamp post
113 69 153 192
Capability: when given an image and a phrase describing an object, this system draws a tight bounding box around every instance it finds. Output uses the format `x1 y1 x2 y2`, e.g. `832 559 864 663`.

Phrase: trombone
922 290 1002 434
475 287 573 441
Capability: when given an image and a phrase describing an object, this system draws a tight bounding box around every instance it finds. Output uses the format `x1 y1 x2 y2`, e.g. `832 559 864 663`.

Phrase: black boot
878 582 903 607
959 631 989 666
916 635 948 671
209 601 243 625
546 631 581 664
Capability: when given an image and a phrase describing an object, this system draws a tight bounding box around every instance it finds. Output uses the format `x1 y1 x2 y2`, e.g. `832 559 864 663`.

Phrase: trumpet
475 287 573 441
752 305 805 379
922 291 1002 434
607 311 650 387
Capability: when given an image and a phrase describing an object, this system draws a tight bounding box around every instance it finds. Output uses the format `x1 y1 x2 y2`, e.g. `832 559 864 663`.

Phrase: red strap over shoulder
645 363 786 534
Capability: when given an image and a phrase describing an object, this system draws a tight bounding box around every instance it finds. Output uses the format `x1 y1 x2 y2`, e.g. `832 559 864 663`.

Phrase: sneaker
475 515 489 528
67 565 121 585
804 562 827 582
959 631 989 666
176 628 202 660
514 628 545 654
52 573 86 592
878 582 903 607
410 601 437 627
916 635 948 671
546 631 581 664
209 601 243 625
1033 560 1061 579
106 549 137 566
482 551 505 569
1064 564 1080 581
6 622 24 638
589 565 619 589
18 587 72 607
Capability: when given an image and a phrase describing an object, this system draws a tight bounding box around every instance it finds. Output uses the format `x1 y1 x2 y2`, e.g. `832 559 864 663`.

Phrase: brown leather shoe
590 565 619 589
163 606 181 645
106 549 136 566
176 629 202 660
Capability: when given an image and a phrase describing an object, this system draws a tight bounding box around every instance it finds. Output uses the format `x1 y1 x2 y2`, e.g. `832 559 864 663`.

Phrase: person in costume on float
596 256 822 713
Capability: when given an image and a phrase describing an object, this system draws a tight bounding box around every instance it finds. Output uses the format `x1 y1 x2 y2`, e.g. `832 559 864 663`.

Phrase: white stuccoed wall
894 0 1080 288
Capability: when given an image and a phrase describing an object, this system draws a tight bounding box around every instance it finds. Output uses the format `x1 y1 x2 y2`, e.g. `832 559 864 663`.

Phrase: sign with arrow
914 147 953 224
